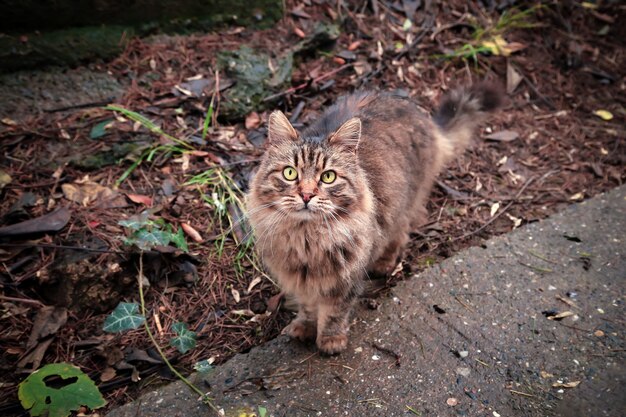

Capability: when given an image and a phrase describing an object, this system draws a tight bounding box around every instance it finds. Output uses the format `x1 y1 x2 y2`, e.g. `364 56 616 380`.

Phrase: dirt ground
0 1 624 415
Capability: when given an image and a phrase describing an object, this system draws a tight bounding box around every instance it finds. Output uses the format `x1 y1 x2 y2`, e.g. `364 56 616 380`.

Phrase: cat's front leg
316 293 357 355
282 301 317 341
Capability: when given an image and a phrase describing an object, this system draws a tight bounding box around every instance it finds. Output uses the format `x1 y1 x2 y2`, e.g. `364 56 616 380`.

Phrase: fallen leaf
0 170 12 189
593 110 613 120
569 192 585 201
100 367 116 382
231 288 241 303
506 213 522 228
247 276 262 294
1 117 17 126
490 202 500 217
594 330 604 337
552 381 581 388
348 41 361 51
127 194 153 206
485 130 520 142
26 307 68 350
294 27 306 38
181 223 203 242
266 292 284 313
62 183 122 207
291 6 311 19
540 370 554 379
0 207 71 237
245 112 262 130
506 60 523 94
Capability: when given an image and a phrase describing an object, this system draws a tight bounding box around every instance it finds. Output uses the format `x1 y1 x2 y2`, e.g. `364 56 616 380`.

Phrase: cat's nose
300 192 315 204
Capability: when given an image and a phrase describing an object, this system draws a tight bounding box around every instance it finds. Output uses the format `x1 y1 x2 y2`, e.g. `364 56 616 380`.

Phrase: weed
105 105 195 187
441 4 544 63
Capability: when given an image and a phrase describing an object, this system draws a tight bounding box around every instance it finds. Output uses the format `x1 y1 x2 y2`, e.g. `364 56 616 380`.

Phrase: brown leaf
181 222 203 242
100 367 117 382
127 193 153 206
266 292 285 313
291 7 311 19
26 306 68 349
0 207 71 237
62 182 124 207
485 130 520 142
547 311 574 320
294 27 306 38
245 112 262 130
506 60 523 94
348 41 362 51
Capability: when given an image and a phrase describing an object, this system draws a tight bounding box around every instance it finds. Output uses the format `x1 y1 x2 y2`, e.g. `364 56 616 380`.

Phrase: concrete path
108 186 625 417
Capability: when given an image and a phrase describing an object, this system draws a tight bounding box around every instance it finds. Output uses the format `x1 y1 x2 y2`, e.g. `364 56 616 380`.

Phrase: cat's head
249 111 365 220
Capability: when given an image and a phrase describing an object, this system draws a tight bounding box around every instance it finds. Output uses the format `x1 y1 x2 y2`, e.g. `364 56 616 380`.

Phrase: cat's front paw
282 320 316 341
317 334 348 355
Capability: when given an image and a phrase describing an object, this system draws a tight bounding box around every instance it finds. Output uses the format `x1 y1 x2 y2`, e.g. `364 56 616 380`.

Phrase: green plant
119 211 188 252
18 363 106 417
443 4 543 63
103 255 218 414
105 105 195 187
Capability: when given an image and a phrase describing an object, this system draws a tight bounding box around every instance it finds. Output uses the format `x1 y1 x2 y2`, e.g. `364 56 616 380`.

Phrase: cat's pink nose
301 192 315 203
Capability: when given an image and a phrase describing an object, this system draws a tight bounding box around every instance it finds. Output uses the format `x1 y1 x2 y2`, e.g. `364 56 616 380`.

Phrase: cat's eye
320 170 336 184
283 166 298 181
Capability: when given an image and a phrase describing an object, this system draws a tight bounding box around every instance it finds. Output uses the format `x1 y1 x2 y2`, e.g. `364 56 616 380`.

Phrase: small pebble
459 350 469 358
456 367 471 377
354 347 363 353
594 330 604 337
597 308 605 314
446 397 458 406
493 412 501 417
372 355 380 361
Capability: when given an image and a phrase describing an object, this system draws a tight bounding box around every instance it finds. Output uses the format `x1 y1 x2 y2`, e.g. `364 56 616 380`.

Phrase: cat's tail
433 82 501 161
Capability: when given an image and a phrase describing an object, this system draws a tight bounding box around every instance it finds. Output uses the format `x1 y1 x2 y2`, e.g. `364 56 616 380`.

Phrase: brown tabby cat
246 84 499 354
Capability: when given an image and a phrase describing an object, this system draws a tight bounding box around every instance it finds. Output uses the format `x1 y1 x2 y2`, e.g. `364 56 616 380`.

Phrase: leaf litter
0 0 625 414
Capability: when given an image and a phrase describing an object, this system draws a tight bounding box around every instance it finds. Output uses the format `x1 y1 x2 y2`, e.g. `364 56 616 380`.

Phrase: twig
138 254 220 414
263 64 353 102
454 296 475 312
510 389 535 398
0 242 125 254
518 261 553 273
454 177 534 241
44 98 117 113
0 294 45 307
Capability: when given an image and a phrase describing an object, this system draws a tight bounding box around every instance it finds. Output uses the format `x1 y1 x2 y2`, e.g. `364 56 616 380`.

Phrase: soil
0 1 624 415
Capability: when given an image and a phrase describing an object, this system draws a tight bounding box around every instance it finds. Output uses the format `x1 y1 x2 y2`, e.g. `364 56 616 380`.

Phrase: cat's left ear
268 111 298 145
328 117 361 154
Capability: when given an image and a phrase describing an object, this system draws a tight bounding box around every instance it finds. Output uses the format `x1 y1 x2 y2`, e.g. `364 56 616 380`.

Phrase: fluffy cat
246 84 500 354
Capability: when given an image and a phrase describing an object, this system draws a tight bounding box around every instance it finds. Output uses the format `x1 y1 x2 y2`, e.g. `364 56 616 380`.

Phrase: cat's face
251 111 363 221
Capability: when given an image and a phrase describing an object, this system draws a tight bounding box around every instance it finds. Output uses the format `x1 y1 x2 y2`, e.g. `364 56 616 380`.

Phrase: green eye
283 166 298 181
321 170 336 184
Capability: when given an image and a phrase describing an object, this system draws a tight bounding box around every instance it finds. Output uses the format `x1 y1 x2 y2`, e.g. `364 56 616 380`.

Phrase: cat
246 84 500 354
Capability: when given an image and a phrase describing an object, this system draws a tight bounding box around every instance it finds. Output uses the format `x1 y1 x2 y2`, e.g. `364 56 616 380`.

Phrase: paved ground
108 185 625 417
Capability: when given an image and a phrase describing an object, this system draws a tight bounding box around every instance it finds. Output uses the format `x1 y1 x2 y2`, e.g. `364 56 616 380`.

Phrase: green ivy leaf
130 228 172 250
18 363 106 417
170 227 189 252
170 322 197 354
258 406 268 417
193 359 214 374
103 302 145 333
118 212 150 231
89 120 114 139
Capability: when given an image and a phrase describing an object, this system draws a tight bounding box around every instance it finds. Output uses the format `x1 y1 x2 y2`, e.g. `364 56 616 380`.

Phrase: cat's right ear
267 111 298 145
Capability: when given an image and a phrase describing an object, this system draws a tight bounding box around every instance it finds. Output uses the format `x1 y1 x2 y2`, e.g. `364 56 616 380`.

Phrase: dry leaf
247 276 262 294
506 60 523 94
100 367 116 382
540 370 554 379
593 110 613 120
293 27 306 38
348 41 361 51
1 117 17 126
594 330 604 337
245 112 262 130
552 381 581 388
181 223 203 242
570 192 585 201
231 288 241 303
506 213 522 228
485 130 520 142
126 194 153 206
490 202 500 217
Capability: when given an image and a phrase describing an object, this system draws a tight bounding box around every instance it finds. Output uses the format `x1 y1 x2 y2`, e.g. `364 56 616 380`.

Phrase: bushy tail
434 82 501 161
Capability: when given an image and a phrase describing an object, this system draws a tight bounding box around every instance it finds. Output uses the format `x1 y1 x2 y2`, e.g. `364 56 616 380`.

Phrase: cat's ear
267 111 298 145
328 117 361 154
